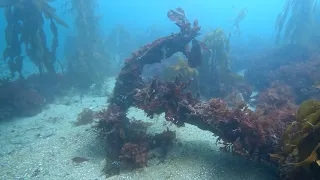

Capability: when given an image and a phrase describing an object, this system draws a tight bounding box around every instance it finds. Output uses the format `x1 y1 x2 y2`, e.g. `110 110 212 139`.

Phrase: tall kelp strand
275 0 318 45
2 0 68 77
65 0 109 86
199 28 246 99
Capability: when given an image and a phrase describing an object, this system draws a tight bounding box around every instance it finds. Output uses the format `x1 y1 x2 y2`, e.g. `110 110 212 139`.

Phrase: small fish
0 0 20 7
111 161 121 167
71 157 89 163
312 82 320 89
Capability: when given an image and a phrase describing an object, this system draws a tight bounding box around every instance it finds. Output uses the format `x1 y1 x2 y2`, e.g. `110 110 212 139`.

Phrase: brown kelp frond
270 99 320 179
285 143 320 167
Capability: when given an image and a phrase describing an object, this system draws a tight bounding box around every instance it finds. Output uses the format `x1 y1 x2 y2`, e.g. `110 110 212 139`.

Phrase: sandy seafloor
0 78 276 180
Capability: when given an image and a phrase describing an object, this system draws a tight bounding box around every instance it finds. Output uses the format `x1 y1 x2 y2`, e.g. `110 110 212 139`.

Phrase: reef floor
0 78 276 180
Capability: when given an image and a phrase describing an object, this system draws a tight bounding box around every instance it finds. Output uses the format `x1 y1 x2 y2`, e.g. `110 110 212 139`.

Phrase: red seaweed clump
0 79 45 120
133 76 262 157
96 104 127 163
254 82 297 143
189 98 268 158
97 104 176 174
0 72 82 121
117 127 176 169
273 59 320 102
133 75 198 126
132 76 297 161
245 45 320 103
255 81 296 114
120 143 148 168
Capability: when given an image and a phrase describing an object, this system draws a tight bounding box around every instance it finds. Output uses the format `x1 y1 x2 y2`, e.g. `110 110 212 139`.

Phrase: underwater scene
1 0 320 179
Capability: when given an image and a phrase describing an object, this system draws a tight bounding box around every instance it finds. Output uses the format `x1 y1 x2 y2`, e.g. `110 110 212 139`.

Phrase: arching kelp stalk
2 0 68 77
97 7 202 176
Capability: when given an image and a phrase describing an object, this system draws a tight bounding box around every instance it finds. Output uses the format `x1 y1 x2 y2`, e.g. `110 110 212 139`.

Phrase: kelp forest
0 0 320 179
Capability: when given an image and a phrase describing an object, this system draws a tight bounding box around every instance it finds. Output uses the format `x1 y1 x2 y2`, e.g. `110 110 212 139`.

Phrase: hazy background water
0 0 285 75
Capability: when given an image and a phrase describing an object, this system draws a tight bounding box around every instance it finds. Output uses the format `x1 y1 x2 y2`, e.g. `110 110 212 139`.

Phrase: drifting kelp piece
32 0 69 28
231 8 248 35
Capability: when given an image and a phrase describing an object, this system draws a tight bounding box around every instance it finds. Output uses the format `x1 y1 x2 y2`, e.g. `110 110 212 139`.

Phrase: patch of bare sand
0 77 276 180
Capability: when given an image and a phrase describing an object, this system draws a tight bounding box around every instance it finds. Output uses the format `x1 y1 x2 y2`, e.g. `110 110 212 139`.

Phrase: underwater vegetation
275 0 318 45
0 77 45 119
95 7 283 179
198 28 249 99
97 7 202 176
0 0 109 120
95 6 320 180
105 25 137 73
245 44 320 103
202 28 230 72
0 0 69 120
1 1 320 179
270 99 320 179
162 54 199 80
161 55 199 95
3 0 67 77
65 0 110 86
